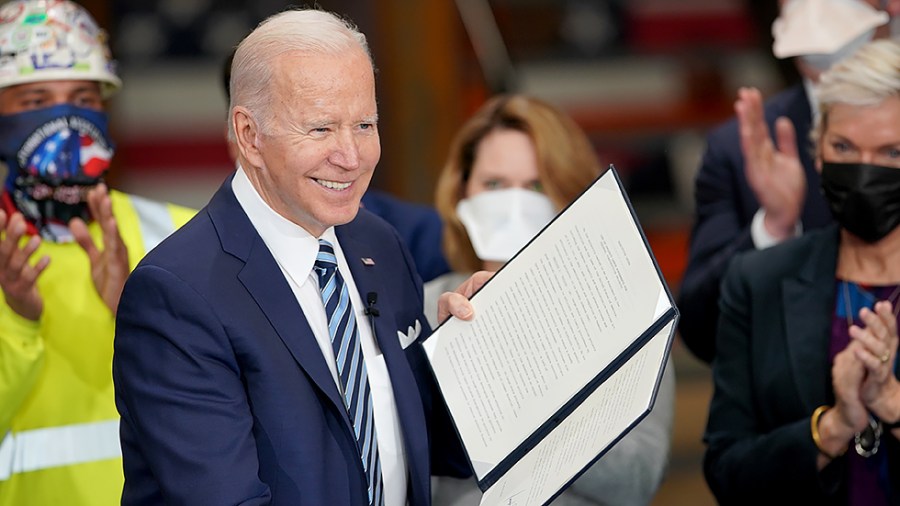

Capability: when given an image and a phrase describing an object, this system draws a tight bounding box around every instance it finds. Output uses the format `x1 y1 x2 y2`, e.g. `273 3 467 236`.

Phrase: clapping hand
850 301 900 423
69 183 130 316
832 341 872 435
824 300 900 466
735 87 807 241
0 210 50 321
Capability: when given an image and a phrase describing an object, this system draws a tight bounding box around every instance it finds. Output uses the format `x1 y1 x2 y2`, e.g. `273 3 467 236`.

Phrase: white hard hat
0 0 121 97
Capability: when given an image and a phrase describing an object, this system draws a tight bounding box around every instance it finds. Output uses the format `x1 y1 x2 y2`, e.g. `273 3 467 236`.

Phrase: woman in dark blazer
704 38 900 505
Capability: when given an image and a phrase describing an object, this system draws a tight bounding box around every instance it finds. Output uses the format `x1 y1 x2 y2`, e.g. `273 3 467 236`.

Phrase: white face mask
456 188 556 263
772 0 888 62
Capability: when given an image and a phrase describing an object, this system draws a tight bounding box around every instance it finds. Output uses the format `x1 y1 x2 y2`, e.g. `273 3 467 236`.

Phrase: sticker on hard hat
0 0 120 94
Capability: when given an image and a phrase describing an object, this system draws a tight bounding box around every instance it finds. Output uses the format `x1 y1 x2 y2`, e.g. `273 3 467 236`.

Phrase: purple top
830 280 899 505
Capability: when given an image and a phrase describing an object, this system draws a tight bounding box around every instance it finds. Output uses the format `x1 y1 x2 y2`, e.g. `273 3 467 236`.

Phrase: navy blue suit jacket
113 177 467 505
679 84 833 363
361 190 449 284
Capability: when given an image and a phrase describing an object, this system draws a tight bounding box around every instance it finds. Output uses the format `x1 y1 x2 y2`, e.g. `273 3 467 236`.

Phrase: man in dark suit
112 8 481 505
360 190 450 283
678 83 831 364
678 0 900 363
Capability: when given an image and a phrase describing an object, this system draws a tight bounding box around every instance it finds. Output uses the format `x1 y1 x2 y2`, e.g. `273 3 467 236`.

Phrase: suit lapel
338 225 431 499
237 243 349 418
785 86 832 229
207 177 349 425
782 227 840 411
209 181 431 495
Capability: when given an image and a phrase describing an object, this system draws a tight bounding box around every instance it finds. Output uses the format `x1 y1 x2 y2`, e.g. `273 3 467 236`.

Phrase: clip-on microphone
364 292 379 317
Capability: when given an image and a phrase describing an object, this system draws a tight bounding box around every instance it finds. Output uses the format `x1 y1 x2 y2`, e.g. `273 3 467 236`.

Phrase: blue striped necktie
314 239 384 506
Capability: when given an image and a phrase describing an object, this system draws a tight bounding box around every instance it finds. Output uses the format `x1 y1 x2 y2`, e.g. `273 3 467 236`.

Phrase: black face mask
820 162 900 243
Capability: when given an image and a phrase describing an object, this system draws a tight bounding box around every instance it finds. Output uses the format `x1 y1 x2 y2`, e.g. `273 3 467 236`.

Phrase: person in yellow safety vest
0 1 195 504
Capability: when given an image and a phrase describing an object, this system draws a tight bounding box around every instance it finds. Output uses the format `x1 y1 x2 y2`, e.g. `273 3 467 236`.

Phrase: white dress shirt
232 167 407 506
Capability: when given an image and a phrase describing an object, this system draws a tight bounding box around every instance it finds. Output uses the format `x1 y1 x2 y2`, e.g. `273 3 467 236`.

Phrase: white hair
228 8 371 140
812 38 900 143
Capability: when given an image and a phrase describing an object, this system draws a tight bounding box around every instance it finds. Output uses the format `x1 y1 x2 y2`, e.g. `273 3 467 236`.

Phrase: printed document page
478 320 674 506
423 169 673 485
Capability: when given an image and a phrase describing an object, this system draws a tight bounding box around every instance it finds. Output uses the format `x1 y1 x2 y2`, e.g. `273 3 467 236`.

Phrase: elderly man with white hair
113 7 483 506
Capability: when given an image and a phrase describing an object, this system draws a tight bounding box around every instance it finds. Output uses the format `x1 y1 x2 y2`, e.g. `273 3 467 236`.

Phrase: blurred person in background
679 0 900 364
425 94 675 506
0 1 194 504
704 38 900 505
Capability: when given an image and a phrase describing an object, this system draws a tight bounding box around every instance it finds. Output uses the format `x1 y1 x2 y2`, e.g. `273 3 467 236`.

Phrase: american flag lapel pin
361 257 375 266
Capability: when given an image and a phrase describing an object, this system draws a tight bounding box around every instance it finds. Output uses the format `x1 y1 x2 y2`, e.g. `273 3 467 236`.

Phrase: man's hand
735 87 806 241
436 270 493 324
0 210 49 321
69 183 129 315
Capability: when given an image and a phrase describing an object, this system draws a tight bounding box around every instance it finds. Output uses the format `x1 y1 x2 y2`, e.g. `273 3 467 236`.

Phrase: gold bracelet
811 405 846 460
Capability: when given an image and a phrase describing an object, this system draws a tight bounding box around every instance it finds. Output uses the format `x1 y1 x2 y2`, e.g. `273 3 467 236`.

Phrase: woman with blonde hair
433 94 599 276
427 94 675 506
704 38 900 504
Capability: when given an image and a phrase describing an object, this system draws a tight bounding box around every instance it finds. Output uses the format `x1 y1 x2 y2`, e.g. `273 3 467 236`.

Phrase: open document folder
423 166 678 506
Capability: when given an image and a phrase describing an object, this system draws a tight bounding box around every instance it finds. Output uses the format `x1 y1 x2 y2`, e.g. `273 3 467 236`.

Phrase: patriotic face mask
0 104 114 242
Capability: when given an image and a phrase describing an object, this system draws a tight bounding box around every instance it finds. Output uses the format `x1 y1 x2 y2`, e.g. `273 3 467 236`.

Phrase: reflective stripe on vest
0 419 120 480
129 194 176 253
